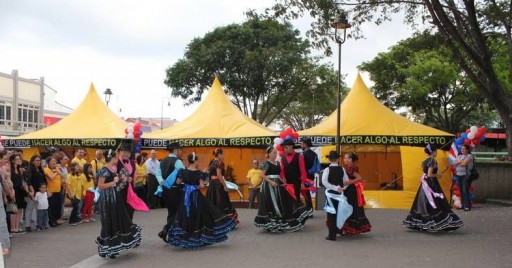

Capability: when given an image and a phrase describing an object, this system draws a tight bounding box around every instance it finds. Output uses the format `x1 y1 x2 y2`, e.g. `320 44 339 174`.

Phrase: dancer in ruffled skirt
403 144 463 232
254 146 312 232
167 153 235 249
95 150 141 258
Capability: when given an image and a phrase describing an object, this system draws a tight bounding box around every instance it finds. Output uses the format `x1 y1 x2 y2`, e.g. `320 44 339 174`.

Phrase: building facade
0 69 72 137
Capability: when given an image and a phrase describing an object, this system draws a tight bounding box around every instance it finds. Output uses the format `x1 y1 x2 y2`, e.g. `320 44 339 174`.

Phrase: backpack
468 155 479 181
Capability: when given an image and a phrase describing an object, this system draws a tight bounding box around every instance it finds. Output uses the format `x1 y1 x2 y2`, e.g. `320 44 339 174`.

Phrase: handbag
6 200 18 214
467 156 479 181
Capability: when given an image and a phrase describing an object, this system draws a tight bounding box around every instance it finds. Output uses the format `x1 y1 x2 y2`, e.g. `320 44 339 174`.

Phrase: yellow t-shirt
71 157 88 167
135 164 147 185
82 177 95 194
90 158 105 175
66 173 85 200
246 168 263 189
44 167 62 193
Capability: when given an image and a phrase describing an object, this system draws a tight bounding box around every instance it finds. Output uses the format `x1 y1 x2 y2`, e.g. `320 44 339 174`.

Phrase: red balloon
134 132 141 138
464 139 471 145
275 144 283 152
134 123 141 132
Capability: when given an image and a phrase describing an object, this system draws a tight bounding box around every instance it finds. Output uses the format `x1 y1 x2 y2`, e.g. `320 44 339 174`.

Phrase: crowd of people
0 138 467 258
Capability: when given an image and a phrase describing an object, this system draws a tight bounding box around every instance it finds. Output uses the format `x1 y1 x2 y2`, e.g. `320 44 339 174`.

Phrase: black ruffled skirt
340 184 371 235
403 177 463 232
254 179 313 232
206 179 239 224
95 187 142 258
167 186 236 249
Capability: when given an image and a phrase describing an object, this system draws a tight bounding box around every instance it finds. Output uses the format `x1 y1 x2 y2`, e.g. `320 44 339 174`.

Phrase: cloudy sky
0 0 413 121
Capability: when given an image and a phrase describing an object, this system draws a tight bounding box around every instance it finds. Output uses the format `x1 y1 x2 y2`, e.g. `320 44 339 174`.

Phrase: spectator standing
144 150 160 209
246 160 263 209
33 182 50 230
25 155 46 232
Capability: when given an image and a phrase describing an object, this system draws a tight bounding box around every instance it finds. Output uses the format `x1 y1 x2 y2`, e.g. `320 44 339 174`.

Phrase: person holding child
66 162 85 225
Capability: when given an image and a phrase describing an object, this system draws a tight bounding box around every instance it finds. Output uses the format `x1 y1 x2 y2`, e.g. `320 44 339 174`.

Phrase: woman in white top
452 144 474 211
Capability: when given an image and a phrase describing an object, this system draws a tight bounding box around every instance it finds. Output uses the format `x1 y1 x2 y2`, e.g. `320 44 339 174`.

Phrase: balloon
472 138 480 146
134 123 141 132
0 144 3 152
461 133 468 139
456 144 462 153
470 126 478 133
127 127 134 133
274 144 283 152
469 192 475 201
453 198 461 209
285 135 292 140
127 122 135 128
467 132 475 139
124 129 128 134
274 137 282 145
464 139 471 145
480 136 486 142
134 138 139 144
127 133 134 139
455 137 465 145
134 132 141 138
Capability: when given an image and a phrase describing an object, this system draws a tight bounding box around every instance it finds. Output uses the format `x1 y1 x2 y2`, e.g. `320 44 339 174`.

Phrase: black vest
160 157 178 180
282 153 300 184
327 166 344 186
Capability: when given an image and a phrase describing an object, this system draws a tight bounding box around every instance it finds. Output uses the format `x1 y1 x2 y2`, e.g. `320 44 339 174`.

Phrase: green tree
265 64 345 130
165 18 338 127
360 32 498 133
259 0 512 154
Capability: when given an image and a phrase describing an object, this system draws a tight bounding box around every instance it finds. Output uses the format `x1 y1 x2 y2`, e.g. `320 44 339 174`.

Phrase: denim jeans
37 209 48 229
455 174 471 209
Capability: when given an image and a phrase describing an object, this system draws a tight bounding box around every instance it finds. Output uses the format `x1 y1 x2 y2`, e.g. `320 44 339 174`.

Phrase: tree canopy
259 0 512 154
165 18 339 128
359 32 499 133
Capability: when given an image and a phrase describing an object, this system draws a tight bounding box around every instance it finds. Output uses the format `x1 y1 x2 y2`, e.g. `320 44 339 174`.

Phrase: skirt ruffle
254 180 312 233
95 224 142 258
167 189 236 249
402 177 463 232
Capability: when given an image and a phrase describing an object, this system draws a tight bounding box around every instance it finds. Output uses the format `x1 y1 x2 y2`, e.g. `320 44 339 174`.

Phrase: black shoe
49 223 58 227
158 230 167 242
325 236 336 241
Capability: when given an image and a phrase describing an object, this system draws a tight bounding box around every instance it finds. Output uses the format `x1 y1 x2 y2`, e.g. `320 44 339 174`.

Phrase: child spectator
81 163 95 223
33 182 51 230
66 162 84 225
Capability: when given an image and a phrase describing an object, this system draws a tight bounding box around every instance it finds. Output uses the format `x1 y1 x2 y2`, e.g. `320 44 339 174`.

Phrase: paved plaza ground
3 203 512 268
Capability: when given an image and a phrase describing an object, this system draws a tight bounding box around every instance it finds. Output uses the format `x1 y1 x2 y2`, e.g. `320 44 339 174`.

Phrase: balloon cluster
125 122 143 153
451 183 474 209
454 125 486 152
273 127 299 156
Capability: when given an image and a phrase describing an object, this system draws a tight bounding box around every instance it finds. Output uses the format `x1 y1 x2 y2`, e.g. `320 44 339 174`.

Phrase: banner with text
306 135 453 148
1 138 123 149
142 137 275 149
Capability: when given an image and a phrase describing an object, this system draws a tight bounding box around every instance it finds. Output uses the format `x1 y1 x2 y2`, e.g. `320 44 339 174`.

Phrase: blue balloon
480 136 486 142
455 137 465 145
285 135 292 140
469 191 475 201
461 133 468 139
456 144 462 154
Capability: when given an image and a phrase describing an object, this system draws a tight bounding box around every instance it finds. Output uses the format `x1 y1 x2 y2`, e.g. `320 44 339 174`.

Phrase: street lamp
331 13 351 155
103 88 113 106
161 97 170 130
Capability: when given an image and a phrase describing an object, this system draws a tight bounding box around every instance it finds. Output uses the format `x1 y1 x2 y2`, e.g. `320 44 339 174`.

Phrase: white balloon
0 144 3 152
274 137 282 145
127 127 134 133
470 126 478 133
127 133 134 139
127 122 135 128
467 132 475 139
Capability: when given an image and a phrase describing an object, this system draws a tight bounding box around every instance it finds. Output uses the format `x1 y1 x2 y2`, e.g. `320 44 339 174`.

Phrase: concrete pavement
4 204 512 268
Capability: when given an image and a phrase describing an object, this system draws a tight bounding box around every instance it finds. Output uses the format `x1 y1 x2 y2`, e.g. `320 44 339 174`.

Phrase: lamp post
103 88 113 106
331 14 351 155
161 97 170 130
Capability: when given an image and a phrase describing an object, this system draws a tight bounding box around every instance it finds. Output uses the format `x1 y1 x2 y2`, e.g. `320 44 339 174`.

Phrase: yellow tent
142 77 278 201
300 74 455 209
3 83 128 151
